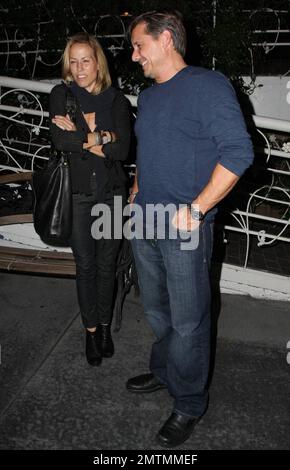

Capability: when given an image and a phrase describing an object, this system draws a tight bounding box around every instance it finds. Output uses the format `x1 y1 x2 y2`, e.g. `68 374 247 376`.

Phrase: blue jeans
131 222 213 417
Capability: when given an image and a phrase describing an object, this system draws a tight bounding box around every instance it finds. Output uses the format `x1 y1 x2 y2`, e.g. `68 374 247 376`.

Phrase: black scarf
70 81 112 114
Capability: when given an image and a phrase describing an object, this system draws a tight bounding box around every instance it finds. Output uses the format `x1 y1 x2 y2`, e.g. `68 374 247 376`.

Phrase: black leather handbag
32 85 77 246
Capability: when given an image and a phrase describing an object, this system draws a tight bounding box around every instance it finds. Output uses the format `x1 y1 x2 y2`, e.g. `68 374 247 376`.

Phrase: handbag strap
64 85 78 123
49 84 78 156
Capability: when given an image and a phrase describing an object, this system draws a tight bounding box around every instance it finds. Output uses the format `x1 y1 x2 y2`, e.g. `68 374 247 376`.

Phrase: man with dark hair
127 10 254 447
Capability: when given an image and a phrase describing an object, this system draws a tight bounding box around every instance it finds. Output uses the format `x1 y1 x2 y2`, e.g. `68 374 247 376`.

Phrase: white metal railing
0 76 289 269
222 114 290 267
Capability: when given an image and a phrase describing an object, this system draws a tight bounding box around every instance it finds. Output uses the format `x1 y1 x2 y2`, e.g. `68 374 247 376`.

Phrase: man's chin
143 70 153 79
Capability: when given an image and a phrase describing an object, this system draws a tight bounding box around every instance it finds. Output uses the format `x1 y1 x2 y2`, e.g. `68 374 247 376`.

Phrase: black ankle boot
86 330 102 366
99 324 114 358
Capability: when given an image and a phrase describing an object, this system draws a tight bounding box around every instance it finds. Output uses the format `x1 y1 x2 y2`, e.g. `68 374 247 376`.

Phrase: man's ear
160 30 173 50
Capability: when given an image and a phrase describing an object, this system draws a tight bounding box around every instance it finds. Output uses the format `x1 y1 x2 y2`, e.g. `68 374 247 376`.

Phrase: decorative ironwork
1 78 290 272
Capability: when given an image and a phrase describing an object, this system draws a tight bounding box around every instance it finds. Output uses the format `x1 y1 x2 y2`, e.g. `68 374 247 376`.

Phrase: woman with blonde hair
50 32 130 366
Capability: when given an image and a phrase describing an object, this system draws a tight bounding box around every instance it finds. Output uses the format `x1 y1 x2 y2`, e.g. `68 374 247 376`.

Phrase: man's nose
132 49 139 62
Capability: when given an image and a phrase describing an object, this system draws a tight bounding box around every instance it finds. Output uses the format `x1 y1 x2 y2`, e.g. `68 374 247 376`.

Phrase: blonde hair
62 32 111 94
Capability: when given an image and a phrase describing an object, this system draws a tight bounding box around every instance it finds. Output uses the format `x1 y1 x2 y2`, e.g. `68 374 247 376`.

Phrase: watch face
190 208 204 221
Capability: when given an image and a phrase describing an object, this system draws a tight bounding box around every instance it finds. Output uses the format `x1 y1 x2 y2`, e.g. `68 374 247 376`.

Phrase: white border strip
214 262 290 301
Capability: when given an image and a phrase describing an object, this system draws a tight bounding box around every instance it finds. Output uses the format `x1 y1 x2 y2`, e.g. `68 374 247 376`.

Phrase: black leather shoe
98 324 114 358
86 330 102 366
156 412 199 448
126 373 167 393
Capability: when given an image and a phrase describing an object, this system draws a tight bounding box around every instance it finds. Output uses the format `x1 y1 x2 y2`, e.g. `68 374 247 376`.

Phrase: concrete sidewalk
0 271 289 450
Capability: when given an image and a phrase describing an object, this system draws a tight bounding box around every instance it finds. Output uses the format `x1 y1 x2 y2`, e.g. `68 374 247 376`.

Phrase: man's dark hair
128 10 187 57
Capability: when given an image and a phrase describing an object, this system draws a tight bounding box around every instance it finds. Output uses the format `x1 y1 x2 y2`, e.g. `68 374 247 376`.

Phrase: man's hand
128 190 138 205
52 114 76 131
171 206 200 232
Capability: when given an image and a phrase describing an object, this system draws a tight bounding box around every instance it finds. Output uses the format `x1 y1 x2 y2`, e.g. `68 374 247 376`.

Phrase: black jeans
70 188 125 328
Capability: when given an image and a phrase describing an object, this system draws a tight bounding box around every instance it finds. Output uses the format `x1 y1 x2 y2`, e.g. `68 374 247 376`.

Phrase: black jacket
49 83 131 199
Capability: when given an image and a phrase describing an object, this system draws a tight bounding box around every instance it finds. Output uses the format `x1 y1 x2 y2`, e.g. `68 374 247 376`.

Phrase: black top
49 83 131 196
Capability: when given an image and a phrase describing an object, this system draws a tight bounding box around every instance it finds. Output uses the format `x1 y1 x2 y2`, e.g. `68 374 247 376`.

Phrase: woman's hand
82 133 104 157
82 130 117 158
83 132 97 149
52 114 76 131
87 145 105 158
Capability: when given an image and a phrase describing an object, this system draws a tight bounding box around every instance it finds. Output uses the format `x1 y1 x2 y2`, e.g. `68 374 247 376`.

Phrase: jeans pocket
176 225 201 252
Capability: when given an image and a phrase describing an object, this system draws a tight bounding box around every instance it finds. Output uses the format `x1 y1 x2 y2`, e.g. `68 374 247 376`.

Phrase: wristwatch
187 204 205 221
